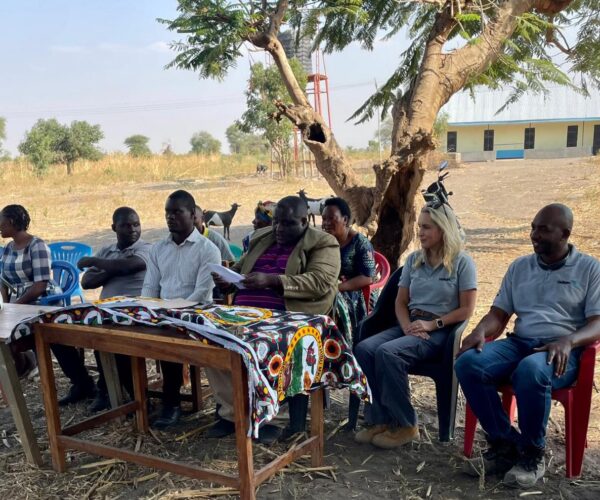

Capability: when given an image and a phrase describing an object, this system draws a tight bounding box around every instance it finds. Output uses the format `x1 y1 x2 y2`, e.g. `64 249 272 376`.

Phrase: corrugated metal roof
443 86 600 125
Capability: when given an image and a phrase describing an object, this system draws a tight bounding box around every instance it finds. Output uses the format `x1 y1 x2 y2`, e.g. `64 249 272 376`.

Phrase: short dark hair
168 190 196 212
277 196 308 217
112 207 138 224
1 204 31 231
324 197 352 221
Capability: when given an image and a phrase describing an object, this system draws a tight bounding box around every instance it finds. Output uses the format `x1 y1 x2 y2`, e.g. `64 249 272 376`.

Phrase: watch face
436 319 443 328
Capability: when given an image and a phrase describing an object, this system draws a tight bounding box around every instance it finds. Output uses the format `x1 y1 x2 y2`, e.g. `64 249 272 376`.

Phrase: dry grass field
1 154 600 499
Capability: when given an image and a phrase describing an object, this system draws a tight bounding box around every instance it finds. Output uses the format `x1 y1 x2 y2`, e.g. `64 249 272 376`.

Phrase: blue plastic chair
49 241 92 303
39 261 79 306
229 243 243 261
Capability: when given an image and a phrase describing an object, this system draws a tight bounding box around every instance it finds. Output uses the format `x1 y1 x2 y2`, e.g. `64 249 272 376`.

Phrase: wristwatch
435 318 445 329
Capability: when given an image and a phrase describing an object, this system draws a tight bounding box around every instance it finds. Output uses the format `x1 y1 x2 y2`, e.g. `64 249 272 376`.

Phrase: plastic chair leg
435 377 457 442
347 393 361 430
501 391 516 423
288 394 309 432
463 403 478 457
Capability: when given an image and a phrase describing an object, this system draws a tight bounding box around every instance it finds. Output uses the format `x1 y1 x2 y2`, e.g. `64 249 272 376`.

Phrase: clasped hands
404 319 436 340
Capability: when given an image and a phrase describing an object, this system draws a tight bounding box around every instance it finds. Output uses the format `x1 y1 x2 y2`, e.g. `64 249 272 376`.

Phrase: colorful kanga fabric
11 299 371 437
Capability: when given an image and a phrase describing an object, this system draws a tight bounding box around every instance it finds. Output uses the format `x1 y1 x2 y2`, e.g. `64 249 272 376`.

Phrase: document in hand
208 263 246 289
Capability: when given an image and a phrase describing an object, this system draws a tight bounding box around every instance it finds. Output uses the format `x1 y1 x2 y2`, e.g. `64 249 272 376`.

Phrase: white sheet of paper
208 263 245 289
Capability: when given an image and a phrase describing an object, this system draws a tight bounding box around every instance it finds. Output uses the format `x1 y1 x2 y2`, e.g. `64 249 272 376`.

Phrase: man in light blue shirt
456 204 600 488
141 190 221 429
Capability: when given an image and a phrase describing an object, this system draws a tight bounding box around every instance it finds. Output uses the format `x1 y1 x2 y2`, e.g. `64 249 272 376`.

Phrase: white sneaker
503 454 545 488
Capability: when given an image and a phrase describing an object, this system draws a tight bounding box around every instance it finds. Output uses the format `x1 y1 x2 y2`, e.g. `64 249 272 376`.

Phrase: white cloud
50 45 88 54
97 42 128 52
146 41 170 54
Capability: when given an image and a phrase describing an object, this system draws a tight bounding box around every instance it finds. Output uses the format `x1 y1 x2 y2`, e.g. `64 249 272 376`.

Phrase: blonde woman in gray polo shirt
354 203 477 449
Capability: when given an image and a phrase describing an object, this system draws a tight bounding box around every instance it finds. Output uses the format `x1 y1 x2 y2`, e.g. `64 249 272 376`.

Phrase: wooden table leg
33 333 67 471
131 357 148 433
98 352 123 411
190 365 203 412
310 387 324 467
230 353 255 500
0 343 43 466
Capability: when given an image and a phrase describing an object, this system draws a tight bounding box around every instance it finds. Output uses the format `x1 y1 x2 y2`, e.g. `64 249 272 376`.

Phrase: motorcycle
422 160 453 208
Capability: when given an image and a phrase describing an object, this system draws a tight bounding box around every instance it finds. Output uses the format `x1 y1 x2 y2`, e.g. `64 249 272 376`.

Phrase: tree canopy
190 131 221 155
239 59 307 175
225 123 268 155
19 119 103 175
124 135 152 157
162 0 600 265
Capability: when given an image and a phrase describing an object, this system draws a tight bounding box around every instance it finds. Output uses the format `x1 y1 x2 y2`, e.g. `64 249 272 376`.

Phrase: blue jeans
354 325 449 427
454 335 582 450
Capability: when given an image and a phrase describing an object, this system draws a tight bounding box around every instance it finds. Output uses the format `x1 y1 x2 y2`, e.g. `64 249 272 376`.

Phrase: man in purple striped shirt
209 196 341 442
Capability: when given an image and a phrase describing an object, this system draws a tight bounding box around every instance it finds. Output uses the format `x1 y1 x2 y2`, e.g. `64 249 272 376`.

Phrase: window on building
483 130 494 151
447 131 457 152
566 125 578 148
524 127 535 149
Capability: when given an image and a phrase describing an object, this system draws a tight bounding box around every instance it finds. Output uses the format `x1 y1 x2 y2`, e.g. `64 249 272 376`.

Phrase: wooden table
0 303 58 465
34 322 324 500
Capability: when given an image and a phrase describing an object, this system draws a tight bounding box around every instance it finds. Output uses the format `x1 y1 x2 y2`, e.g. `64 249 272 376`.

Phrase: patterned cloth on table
12 300 371 437
338 233 376 342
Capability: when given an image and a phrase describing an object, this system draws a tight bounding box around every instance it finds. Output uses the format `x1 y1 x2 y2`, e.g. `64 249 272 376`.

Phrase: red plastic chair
463 339 600 478
362 251 391 314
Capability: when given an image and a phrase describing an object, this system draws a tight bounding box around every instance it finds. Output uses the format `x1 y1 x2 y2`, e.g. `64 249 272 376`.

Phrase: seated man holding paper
209 195 341 440
141 190 221 429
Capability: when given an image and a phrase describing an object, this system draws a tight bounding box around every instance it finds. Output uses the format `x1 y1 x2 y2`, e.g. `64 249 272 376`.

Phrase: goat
256 163 268 176
297 189 333 226
203 203 241 240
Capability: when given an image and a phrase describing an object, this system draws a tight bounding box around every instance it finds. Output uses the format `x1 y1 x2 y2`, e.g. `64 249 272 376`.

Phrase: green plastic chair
229 243 243 261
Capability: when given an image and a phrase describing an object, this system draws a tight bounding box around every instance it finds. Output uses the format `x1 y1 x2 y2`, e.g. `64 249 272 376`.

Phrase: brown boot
372 426 419 449
354 424 387 444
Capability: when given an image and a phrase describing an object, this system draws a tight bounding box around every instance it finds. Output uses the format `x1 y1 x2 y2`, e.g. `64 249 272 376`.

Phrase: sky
0 1 409 155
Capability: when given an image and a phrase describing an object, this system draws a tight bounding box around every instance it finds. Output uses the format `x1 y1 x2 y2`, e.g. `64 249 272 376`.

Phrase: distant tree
225 123 268 155
124 135 152 157
433 112 449 143
367 140 380 153
238 60 307 176
0 117 8 160
190 131 221 155
162 143 175 156
19 119 103 175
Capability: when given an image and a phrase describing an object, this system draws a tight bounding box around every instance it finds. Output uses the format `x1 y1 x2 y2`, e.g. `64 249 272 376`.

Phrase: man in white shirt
141 190 221 428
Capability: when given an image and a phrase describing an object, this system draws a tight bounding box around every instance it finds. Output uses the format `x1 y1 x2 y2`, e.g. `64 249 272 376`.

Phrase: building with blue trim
441 87 600 161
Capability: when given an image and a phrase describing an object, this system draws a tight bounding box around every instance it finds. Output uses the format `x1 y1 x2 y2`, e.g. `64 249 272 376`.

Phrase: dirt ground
1 157 600 499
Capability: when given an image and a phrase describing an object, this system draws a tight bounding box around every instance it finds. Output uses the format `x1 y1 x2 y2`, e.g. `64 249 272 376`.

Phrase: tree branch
269 0 289 36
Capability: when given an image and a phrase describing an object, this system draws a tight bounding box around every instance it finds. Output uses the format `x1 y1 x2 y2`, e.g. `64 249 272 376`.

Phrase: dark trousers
354 325 449 427
455 335 582 449
161 361 183 408
50 344 93 387
94 351 134 399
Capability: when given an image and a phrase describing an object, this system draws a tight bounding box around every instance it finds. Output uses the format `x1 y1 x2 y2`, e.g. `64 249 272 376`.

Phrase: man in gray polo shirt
455 204 600 488
77 207 151 412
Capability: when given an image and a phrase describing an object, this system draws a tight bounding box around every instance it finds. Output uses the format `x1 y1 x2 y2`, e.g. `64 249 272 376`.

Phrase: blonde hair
413 204 464 274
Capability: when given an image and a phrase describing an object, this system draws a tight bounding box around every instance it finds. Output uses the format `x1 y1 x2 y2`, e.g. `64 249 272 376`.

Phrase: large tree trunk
251 0 576 269
66 161 74 175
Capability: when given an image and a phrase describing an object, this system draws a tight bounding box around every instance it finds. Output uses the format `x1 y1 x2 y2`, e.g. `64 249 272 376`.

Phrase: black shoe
463 438 519 477
256 424 282 445
58 381 96 407
206 418 236 438
152 406 182 430
88 392 111 413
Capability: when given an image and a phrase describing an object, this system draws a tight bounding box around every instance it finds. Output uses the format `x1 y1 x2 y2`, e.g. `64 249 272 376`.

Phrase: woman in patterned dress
321 197 376 343
0 204 53 377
